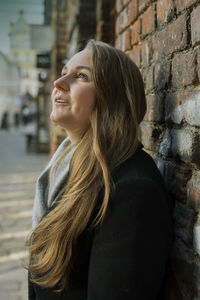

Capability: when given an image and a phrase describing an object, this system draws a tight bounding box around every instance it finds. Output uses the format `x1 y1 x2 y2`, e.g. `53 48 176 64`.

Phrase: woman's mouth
54 98 69 106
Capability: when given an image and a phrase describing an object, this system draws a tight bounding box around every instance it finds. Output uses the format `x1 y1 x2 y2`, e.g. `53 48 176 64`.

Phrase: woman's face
51 48 96 139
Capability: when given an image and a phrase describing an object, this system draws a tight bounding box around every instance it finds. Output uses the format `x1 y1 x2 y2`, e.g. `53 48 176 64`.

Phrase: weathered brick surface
141 65 154 92
116 14 122 34
131 19 141 45
165 91 200 126
173 202 195 248
143 93 164 122
153 13 187 60
156 0 175 27
116 0 123 13
140 123 163 151
198 48 200 82
158 129 172 159
193 222 200 256
138 0 150 14
176 0 197 13
128 0 138 25
117 7 129 33
141 38 152 67
128 45 141 67
154 60 171 90
171 129 200 165
164 161 192 201
165 92 185 124
183 92 200 127
122 28 132 51
123 0 130 6
187 170 200 209
115 34 122 49
191 6 200 45
115 0 200 297
172 50 197 88
141 5 155 37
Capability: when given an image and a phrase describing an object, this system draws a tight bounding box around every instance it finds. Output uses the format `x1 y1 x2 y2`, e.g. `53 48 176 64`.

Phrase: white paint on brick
171 129 193 156
183 92 200 126
193 225 200 255
168 103 183 124
156 159 165 176
159 128 171 158
166 91 200 126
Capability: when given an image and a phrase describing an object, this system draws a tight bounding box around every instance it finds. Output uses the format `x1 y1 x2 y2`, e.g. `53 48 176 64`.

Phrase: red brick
157 0 175 27
141 39 152 66
122 28 132 51
138 0 150 13
143 93 164 122
141 5 155 36
116 0 123 12
131 19 141 45
141 66 154 92
120 6 129 31
172 50 196 88
176 0 196 13
154 60 171 89
116 8 129 34
123 0 130 6
129 45 141 67
139 123 163 151
191 6 200 46
118 1 138 33
187 170 200 209
153 13 187 60
128 0 138 24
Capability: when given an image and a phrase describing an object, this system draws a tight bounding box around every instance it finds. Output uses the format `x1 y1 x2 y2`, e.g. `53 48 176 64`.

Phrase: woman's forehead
64 49 92 70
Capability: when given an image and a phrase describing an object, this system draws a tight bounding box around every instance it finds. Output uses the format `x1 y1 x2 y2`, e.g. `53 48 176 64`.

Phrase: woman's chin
50 112 61 124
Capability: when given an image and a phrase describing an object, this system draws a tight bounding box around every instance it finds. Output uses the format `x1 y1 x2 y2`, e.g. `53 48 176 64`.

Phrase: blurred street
0 128 49 300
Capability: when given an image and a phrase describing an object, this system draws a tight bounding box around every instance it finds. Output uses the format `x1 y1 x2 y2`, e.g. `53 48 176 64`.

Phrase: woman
28 40 173 300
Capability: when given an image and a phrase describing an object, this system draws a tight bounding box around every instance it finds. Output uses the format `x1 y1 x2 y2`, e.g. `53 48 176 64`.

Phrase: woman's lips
54 97 70 106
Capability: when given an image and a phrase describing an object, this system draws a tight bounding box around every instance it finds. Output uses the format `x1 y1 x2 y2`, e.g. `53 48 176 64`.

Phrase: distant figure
22 104 31 125
1 111 9 129
14 107 20 127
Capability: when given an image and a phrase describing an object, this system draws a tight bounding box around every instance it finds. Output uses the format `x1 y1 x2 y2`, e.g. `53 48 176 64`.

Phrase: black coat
29 144 174 300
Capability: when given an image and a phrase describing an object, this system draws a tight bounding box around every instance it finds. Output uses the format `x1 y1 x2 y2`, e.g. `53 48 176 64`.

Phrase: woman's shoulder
113 143 165 188
110 143 173 216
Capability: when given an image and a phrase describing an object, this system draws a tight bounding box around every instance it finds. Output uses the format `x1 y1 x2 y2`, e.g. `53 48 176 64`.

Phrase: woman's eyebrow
61 65 91 75
75 65 91 72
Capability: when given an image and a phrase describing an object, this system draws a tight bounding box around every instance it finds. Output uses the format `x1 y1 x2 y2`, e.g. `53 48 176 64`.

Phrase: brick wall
116 0 200 297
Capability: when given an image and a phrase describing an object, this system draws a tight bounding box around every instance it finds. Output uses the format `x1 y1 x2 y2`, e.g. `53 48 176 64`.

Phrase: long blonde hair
27 40 147 290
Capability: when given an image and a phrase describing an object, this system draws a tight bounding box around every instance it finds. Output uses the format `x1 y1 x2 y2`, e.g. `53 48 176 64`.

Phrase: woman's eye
76 73 89 80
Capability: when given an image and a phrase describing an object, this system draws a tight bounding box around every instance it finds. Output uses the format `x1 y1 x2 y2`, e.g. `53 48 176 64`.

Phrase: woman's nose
53 75 70 91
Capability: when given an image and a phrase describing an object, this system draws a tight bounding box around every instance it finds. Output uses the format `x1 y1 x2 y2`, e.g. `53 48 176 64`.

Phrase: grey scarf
32 136 75 228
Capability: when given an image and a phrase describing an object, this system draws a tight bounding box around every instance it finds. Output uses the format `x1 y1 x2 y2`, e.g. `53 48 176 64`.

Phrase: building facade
9 10 39 98
0 52 20 127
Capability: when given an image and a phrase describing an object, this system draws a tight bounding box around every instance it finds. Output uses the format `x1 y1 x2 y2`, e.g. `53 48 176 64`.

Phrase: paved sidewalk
0 128 49 300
